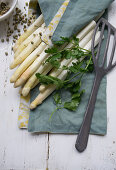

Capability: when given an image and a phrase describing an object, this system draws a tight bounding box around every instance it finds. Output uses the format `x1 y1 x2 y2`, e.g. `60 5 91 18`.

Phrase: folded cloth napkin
27 0 113 135
28 26 107 134
38 0 113 41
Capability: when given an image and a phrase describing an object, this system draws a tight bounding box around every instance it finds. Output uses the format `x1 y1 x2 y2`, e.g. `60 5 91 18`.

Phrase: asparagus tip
14 78 25 87
30 103 37 109
30 95 43 109
22 87 30 96
14 80 22 88
10 63 15 69
39 85 46 93
14 83 18 88
10 75 16 83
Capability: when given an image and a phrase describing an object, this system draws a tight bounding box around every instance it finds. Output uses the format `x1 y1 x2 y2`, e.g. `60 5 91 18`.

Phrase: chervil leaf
63 50 72 59
72 90 85 100
36 73 64 88
45 47 58 54
68 61 83 73
70 80 81 93
64 90 85 111
64 82 74 89
61 37 71 43
64 100 79 111
50 60 60 69
72 36 79 45
86 59 94 73
62 65 68 70
51 53 62 61
53 92 62 105
45 53 62 68
53 37 71 46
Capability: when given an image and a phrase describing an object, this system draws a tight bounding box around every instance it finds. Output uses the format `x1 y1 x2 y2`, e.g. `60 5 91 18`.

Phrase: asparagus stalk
76 21 96 41
10 42 47 83
10 33 45 69
30 85 56 109
13 14 44 52
14 46 49 87
19 78 40 94
31 79 40 89
14 23 46 59
21 63 52 96
39 28 95 92
30 31 101 109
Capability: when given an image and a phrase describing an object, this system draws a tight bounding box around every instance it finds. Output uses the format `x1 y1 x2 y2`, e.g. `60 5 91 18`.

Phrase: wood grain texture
0 0 48 170
0 0 116 169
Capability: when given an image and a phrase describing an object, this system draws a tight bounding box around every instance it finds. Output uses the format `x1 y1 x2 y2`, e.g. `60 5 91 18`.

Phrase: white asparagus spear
13 14 44 52
21 27 96 95
39 28 95 92
19 79 40 96
14 21 96 88
14 23 46 59
10 33 44 69
21 63 52 96
10 42 47 83
30 85 56 109
31 79 40 89
30 31 101 109
19 79 40 95
14 46 49 87
76 21 96 41
62 20 96 50
94 10 105 22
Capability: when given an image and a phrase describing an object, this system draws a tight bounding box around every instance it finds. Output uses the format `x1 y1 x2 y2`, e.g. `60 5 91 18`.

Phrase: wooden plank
48 1 116 170
0 0 48 169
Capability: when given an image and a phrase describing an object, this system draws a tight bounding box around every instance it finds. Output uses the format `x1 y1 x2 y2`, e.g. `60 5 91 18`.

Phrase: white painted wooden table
0 0 116 169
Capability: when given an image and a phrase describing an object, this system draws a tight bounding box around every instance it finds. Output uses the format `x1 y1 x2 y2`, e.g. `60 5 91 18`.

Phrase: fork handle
75 73 102 152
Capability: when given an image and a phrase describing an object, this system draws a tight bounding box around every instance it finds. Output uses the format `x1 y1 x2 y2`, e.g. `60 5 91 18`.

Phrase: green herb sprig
44 36 92 69
36 36 94 117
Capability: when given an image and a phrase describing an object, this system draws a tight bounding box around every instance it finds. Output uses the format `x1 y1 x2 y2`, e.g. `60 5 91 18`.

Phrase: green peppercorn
5 52 8 56
1 39 4 43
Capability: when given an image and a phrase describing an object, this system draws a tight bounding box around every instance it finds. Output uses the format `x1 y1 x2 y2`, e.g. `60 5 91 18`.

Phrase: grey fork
75 18 116 152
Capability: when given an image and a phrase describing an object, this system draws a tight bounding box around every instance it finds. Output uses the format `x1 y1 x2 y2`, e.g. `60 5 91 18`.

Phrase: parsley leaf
36 73 64 89
64 90 85 111
45 47 58 54
45 53 62 68
53 37 71 46
64 100 79 111
44 36 92 70
53 92 62 105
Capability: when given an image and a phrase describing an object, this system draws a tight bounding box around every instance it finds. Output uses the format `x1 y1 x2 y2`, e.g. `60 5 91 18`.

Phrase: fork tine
96 22 105 61
108 32 116 68
112 61 116 69
102 27 111 66
102 18 116 32
91 19 101 65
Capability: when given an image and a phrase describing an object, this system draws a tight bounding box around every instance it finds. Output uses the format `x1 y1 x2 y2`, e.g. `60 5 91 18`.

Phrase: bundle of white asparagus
10 14 101 109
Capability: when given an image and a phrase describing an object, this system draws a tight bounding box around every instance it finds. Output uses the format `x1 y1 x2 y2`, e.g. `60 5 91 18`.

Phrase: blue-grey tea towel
28 0 113 135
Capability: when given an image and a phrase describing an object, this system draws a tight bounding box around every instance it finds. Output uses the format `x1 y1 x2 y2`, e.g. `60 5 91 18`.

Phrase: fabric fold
38 0 113 41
